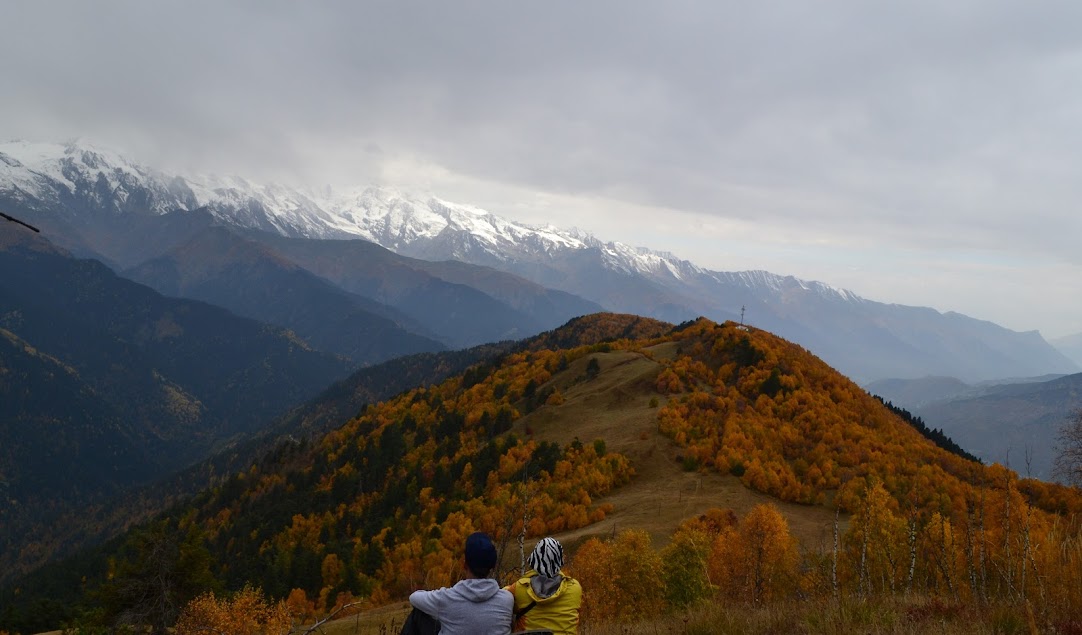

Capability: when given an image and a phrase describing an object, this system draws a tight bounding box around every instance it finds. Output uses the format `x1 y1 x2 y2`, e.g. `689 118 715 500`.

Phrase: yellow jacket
507 570 582 635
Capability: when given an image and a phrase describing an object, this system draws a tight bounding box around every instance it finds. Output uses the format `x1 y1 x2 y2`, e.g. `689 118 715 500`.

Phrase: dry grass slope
213 597 1055 635
515 348 843 553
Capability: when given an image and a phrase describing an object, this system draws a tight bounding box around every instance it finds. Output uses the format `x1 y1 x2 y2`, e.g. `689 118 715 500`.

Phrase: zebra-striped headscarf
528 537 564 578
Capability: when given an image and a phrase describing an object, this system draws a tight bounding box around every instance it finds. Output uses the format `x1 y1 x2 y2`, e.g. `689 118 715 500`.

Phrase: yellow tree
711 504 799 603
845 481 907 595
740 504 799 603
709 524 745 599
568 538 617 621
918 512 961 600
283 588 315 625
318 554 342 609
174 586 292 635
609 529 666 618
569 530 665 622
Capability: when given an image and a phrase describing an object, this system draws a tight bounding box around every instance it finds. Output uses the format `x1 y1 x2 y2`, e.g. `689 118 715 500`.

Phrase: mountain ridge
123 225 448 364
2 139 1076 382
914 372 1082 481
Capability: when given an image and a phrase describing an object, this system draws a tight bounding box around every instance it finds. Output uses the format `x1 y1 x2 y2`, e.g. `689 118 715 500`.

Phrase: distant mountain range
122 224 448 361
865 376 978 409
1051 333 1082 368
2 139 1077 383
868 372 1082 481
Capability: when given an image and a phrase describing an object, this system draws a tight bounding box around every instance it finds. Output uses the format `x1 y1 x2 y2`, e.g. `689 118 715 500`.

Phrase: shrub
174 586 291 635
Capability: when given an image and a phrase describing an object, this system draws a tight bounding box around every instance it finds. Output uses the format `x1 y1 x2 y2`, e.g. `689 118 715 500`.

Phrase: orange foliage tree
174 586 292 635
709 503 799 603
568 530 665 623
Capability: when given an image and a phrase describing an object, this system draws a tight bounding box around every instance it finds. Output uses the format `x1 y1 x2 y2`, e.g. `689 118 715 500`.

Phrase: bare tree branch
1 212 40 233
289 601 366 635
1053 408 1082 487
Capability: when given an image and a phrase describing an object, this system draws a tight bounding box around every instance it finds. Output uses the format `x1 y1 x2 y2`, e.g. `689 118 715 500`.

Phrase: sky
1 1 1080 339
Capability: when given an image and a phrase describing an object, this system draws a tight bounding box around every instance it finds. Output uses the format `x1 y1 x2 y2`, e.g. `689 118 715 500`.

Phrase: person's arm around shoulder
504 578 526 602
409 587 445 619
497 586 515 610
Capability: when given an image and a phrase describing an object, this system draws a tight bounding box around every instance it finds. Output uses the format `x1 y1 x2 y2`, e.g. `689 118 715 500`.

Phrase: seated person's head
465 532 498 578
529 536 564 577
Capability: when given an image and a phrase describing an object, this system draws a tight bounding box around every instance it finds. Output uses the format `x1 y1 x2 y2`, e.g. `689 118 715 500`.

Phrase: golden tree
569 530 665 622
569 537 617 621
174 586 292 635
609 530 666 618
710 503 799 603
845 480 907 595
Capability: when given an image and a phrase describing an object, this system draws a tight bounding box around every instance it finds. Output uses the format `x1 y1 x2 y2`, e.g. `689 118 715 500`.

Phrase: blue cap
465 532 498 573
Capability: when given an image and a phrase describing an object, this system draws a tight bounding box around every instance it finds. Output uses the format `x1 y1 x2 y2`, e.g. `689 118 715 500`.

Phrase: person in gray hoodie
408 532 514 635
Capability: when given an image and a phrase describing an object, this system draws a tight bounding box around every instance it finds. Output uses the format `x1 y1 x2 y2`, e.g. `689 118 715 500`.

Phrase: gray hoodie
409 578 513 635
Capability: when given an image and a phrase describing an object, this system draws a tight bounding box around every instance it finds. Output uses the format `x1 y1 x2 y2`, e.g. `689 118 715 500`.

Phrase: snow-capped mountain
2 139 1077 382
0 140 854 300
0 140 848 300
0 140 345 237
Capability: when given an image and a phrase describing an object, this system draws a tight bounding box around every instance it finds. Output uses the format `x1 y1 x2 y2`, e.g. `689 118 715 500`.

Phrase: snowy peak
0 139 861 302
0 139 189 216
324 187 590 259
707 270 865 304
1 139 152 192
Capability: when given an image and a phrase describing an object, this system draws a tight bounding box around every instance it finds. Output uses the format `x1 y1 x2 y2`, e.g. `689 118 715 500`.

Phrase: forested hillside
0 339 524 598
3 315 1081 634
0 222 354 584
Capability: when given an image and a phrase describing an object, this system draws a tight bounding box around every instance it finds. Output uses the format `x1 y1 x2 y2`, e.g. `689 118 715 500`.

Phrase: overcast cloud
2 1 1080 338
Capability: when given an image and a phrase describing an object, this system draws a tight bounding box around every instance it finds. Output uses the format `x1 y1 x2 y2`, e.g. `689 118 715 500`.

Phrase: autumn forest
3 314 1081 634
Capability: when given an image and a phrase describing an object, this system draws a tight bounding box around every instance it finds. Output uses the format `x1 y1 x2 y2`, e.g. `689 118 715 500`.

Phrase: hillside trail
516 344 844 554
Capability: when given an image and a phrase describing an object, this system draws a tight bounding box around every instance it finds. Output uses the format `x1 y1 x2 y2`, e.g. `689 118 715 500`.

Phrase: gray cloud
2 0 1081 336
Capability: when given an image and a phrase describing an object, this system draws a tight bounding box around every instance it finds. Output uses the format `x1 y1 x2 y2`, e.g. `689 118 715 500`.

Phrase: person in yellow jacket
507 537 582 635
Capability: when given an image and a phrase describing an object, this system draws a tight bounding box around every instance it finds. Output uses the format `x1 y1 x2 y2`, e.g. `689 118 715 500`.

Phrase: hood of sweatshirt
530 573 564 599
455 578 503 603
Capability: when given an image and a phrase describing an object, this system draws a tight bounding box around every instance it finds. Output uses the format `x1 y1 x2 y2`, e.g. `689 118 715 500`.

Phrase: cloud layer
2 1 1080 337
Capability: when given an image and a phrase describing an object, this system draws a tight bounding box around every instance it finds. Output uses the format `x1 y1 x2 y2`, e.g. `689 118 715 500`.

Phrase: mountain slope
11 313 1081 634
916 373 1082 481
19 202 591 351
0 340 521 591
864 376 976 409
0 222 354 580
23 206 226 270
396 257 603 328
1052 332 1082 368
0 327 153 506
0 232 352 448
124 226 446 364
239 231 559 348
